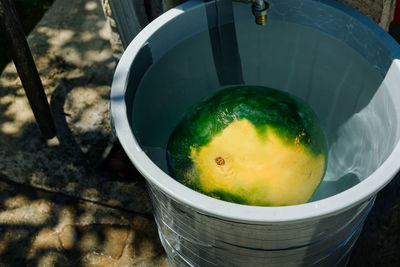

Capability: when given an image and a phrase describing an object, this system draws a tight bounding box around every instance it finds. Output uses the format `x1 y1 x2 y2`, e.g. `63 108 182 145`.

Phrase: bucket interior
125 0 400 202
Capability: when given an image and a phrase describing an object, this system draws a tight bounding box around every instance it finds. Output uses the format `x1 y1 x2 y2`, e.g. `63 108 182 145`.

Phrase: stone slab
338 0 396 30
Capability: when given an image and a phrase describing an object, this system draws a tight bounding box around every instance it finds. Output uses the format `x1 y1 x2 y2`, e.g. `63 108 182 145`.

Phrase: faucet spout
252 0 269 25
233 0 269 25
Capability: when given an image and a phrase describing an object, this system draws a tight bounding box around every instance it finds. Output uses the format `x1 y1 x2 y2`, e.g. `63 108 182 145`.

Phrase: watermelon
167 86 328 206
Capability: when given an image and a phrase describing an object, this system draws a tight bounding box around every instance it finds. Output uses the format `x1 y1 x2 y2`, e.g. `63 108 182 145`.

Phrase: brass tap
252 0 269 25
234 0 270 26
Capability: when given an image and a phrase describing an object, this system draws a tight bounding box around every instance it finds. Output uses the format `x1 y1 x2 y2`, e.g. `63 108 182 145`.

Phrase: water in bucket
132 20 386 202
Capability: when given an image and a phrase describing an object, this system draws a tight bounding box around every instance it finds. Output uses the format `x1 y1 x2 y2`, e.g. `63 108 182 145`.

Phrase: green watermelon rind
167 86 328 205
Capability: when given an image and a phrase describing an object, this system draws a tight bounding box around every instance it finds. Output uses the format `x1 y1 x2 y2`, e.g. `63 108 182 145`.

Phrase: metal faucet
234 0 270 25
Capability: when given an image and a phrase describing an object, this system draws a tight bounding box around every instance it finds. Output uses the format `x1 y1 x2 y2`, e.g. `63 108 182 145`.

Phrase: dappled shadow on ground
0 176 166 266
0 0 151 213
0 0 163 265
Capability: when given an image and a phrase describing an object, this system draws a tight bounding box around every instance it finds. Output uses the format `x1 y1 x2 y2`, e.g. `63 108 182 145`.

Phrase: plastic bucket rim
110 0 400 223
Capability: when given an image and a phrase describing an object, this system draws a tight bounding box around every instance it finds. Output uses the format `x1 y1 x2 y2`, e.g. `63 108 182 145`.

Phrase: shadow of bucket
110 0 400 266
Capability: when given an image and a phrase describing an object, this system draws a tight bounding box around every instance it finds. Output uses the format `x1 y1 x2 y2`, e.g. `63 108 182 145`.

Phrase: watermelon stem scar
215 157 225 166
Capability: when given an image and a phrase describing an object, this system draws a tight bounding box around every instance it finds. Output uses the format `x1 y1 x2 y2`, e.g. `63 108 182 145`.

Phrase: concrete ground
0 0 166 265
0 176 167 266
0 0 400 266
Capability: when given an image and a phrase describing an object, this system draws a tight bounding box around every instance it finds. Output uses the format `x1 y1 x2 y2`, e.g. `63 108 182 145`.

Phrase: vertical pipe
392 0 400 24
0 0 56 139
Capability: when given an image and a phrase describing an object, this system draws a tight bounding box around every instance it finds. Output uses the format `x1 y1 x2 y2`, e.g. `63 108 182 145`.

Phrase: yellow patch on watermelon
190 119 325 206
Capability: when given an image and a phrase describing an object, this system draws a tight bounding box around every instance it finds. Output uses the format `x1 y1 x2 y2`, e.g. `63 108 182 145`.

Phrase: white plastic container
110 0 400 266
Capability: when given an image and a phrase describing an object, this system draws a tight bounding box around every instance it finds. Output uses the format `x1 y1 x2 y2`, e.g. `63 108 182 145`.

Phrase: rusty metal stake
0 0 56 139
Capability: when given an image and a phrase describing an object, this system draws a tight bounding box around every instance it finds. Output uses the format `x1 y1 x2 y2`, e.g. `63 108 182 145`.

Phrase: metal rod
0 0 56 139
